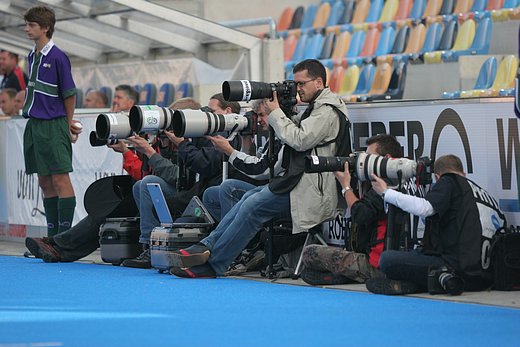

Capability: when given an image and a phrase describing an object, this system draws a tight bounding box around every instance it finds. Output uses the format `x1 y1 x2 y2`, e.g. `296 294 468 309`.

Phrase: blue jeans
133 175 177 244
379 249 446 289
203 179 257 222
201 185 291 275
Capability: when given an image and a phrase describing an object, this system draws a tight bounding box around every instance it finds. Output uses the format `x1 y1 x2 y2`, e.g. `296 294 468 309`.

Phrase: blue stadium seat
156 83 175 107
300 4 318 29
439 0 455 15
366 0 385 22
338 0 356 24
442 56 497 98
471 0 488 12
345 30 366 59
319 32 336 59
138 83 157 105
176 82 193 99
352 63 376 95
409 0 427 20
303 33 325 59
326 1 346 26
442 17 492 61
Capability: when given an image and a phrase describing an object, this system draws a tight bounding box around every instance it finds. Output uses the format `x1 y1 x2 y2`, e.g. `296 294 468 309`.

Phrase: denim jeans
133 175 177 244
202 179 257 222
201 185 291 275
379 249 446 289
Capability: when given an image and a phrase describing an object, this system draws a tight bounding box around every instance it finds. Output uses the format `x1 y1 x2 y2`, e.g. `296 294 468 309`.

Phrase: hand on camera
264 91 280 114
163 131 185 146
126 135 156 157
207 135 235 156
370 174 388 196
334 162 351 189
108 141 129 154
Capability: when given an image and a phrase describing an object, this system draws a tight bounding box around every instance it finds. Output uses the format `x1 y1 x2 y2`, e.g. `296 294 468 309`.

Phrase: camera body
427 266 465 296
222 80 298 111
304 153 424 183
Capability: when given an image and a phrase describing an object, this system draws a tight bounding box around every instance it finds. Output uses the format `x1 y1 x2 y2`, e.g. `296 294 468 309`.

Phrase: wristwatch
341 186 351 197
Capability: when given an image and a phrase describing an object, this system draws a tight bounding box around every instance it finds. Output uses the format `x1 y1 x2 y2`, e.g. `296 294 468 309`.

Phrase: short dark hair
366 134 402 158
24 5 56 39
434 154 464 175
115 84 139 105
0 50 19 62
210 93 241 114
293 59 327 86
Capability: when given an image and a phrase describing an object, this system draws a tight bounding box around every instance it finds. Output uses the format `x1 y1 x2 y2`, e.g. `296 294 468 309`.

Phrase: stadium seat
442 56 497 98
284 34 298 61
339 64 360 96
485 0 505 11
338 0 356 24
347 27 381 65
350 62 392 101
373 26 396 57
351 0 371 24
445 17 492 60
301 4 318 29
418 22 443 53
100 86 112 106
440 0 456 15
465 55 518 97
321 30 351 68
328 66 344 93
423 0 444 17
352 63 376 95
319 32 336 59
395 0 414 20
285 34 308 70
176 82 193 99
377 24 410 64
277 7 294 31
134 84 142 97
425 18 475 63
326 1 346 26
453 0 474 14
379 0 400 22
289 6 305 30
392 23 427 62
138 83 157 105
313 2 331 28
471 0 488 12
409 0 427 20
156 83 175 107
366 0 385 22
381 60 408 99
303 33 324 59
345 30 366 61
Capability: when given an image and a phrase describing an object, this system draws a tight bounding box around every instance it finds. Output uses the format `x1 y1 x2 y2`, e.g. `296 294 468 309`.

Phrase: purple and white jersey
22 40 76 120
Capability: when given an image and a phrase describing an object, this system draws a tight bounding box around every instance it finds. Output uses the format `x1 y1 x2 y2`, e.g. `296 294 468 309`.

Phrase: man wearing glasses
168 59 351 278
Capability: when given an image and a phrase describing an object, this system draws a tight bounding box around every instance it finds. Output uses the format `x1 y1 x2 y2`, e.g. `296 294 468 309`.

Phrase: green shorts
23 117 73 176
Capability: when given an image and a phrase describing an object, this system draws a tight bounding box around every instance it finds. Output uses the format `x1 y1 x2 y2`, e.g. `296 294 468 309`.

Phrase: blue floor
1 256 519 347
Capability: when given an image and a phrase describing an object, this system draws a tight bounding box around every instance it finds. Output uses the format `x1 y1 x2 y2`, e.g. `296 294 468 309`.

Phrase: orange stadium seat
313 2 331 28
277 7 294 32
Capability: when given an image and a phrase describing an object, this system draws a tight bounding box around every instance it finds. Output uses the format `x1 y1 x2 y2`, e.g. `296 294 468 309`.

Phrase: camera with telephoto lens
427 266 465 296
222 80 298 111
304 152 427 182
129 105 175 134
94 112 134 143
171 109 255 138
89 131 119 147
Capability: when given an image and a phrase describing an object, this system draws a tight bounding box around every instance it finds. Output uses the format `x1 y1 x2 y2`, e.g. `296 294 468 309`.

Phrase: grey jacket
268 88 349 233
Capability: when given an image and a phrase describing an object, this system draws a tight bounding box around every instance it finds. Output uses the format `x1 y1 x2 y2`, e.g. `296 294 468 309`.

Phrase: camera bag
491 231 520 291
99 217 141 265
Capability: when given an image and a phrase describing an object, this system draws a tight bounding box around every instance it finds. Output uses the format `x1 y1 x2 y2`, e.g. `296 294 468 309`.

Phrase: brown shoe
25 237 61 263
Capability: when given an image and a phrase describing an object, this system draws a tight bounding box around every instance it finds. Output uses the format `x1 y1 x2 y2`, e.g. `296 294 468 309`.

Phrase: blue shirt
23 40 76 120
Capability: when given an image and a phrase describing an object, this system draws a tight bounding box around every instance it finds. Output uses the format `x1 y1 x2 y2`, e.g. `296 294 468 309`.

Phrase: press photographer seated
367 154 507 296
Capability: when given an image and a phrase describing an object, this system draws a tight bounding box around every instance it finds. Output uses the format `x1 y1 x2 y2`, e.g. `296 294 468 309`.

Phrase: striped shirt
22 40 76 120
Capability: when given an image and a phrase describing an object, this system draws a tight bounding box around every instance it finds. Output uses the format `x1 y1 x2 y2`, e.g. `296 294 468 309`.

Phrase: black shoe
169 243 211 268
25 237 61 262
301 268 357 286
170 263 216 278
121 248 151 269
365 277 419 295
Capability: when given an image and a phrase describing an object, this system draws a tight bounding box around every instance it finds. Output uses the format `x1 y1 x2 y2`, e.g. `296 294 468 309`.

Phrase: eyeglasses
295 78 316 88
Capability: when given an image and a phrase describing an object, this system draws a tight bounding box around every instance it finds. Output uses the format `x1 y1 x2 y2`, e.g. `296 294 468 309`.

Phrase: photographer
367 154 506 295
203 99 284 221
167 59 350 278
300 134 402 285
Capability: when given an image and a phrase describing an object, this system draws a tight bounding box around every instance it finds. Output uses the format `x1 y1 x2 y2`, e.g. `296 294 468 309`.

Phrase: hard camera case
99 217 141 265
149 195 215 273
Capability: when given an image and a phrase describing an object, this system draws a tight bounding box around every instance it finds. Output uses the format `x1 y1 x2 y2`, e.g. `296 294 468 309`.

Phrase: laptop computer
147 183 215 228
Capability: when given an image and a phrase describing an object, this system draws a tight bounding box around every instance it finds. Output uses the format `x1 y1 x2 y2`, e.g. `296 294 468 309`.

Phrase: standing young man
22 5 80 237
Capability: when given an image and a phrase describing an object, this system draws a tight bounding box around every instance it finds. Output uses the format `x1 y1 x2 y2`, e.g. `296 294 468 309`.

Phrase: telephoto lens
172 109 250 138
89 131 119 147
129 105 175 133
95 113 133 140
222 80 274 101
